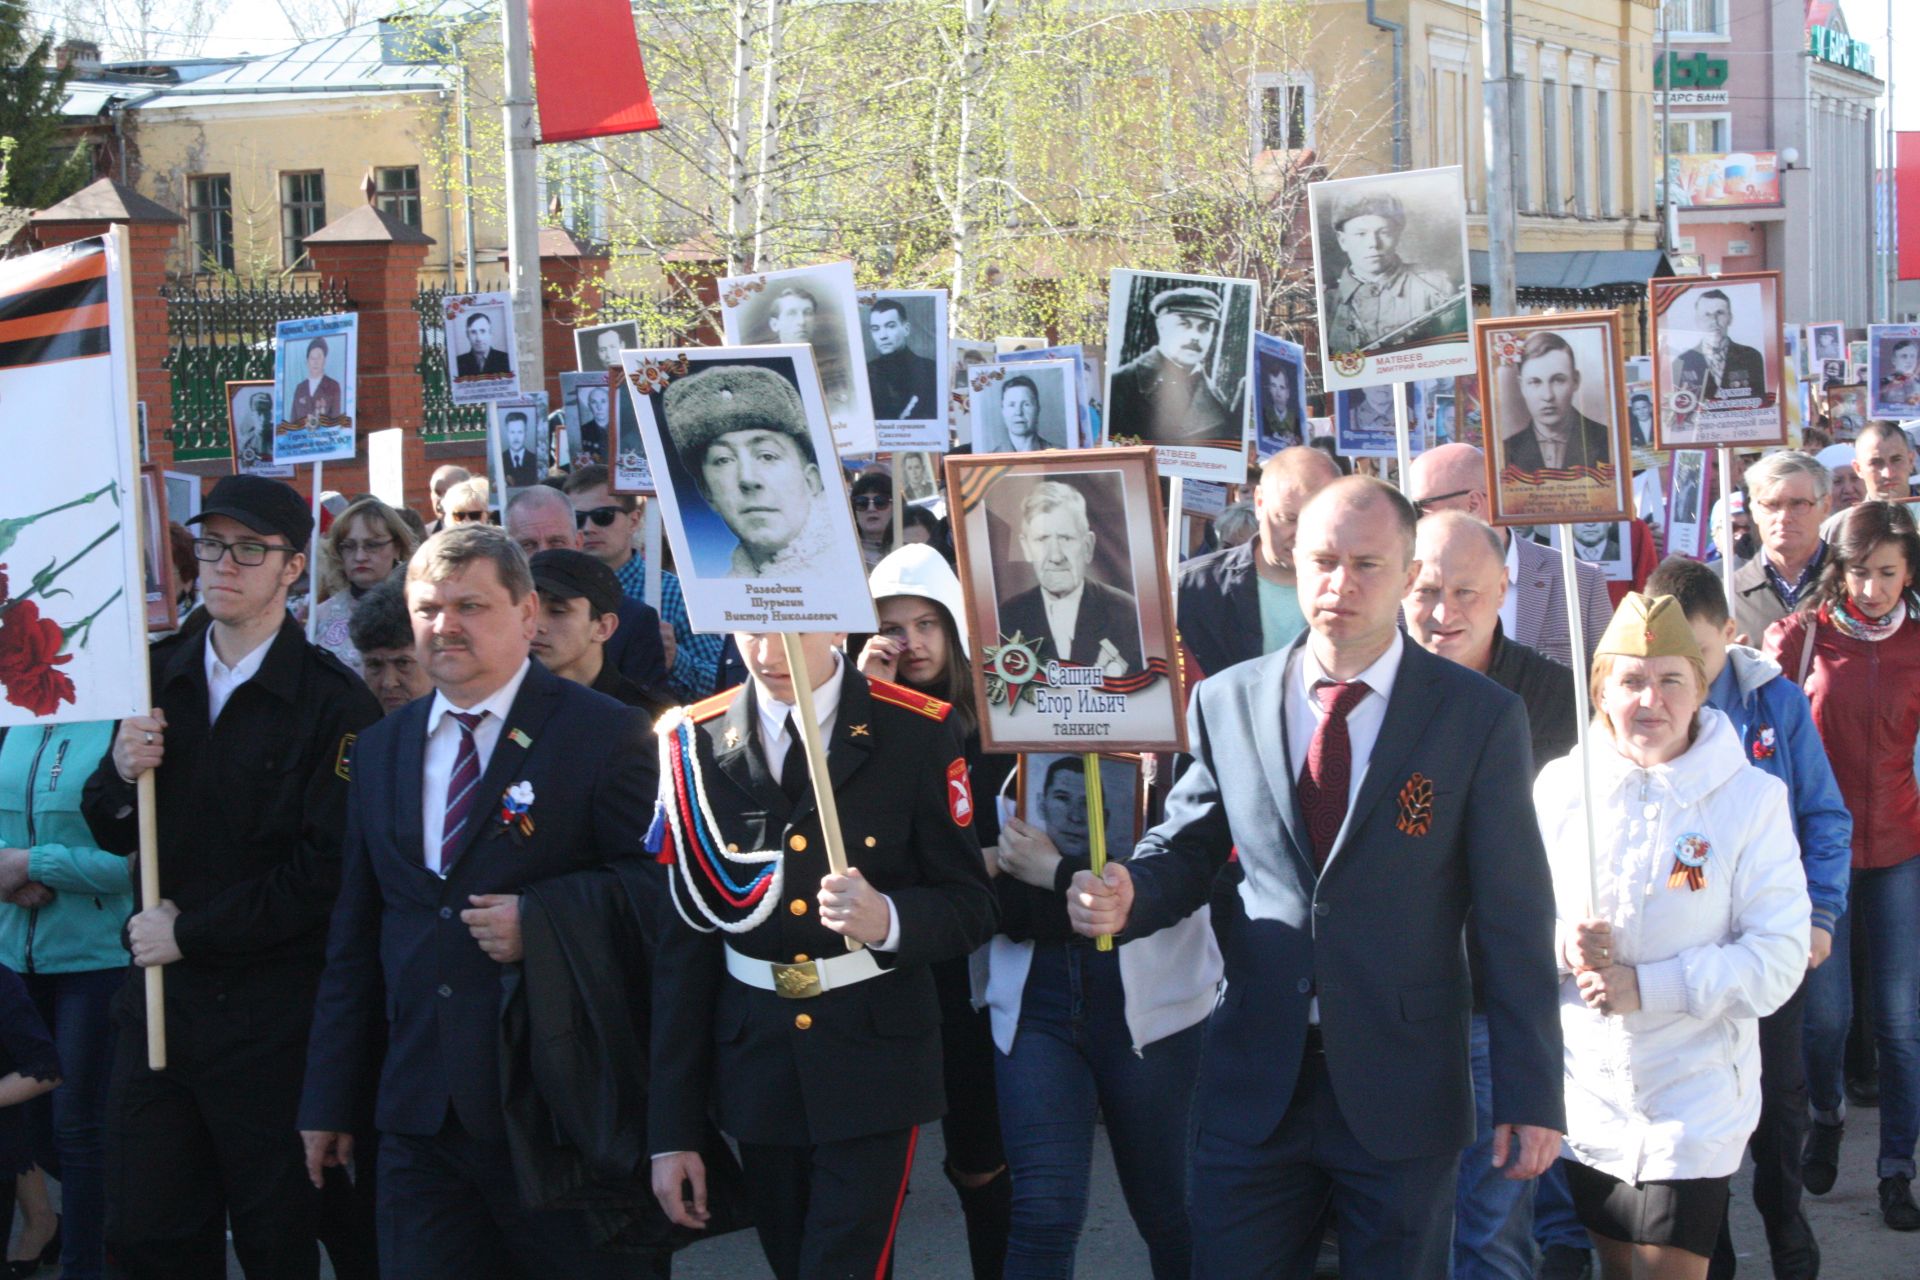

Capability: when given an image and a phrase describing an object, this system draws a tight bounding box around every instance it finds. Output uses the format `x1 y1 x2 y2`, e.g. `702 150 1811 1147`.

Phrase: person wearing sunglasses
80 475 382 1278
850 471 895 572
441 477 493 526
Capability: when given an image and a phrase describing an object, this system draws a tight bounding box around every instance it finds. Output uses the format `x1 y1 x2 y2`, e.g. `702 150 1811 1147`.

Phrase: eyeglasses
1412 488 1476 517
1752 497 1819 517
447 509 489 524
574 506 626 529
192 536 298 567
337 537 394 556
853 496 892 511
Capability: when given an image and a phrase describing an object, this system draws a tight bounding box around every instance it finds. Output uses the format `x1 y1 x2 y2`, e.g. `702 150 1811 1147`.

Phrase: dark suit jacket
1108 349 1235 444
289 376 342 423
1501 411 1613 475
457 348 513 377
1122 639 1564 1160
868 347 939 420
995 578 1145 672
1674 341 1767 401
299 661 658 1142
500 450 540 488
606 597 669 694
1177 541 1263 679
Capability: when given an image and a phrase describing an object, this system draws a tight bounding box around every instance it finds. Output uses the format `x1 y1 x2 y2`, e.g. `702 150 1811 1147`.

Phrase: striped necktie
438 710 488 872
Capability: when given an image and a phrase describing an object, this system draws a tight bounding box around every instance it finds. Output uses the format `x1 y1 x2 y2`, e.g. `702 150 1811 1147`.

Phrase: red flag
1900 132 1920 282
527 0 660 144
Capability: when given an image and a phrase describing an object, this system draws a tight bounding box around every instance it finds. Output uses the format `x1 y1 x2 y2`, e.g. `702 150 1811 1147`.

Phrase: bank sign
1656 51 1729 106
1806 25 1875 76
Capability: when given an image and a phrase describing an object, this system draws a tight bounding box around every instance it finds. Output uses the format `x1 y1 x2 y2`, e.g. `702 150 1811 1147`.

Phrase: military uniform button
794 1013 813 1030
793 954 809 963
789 898 808 916
728 843 739 853
864 836 877 848
437 984 452 998
789 834 808 852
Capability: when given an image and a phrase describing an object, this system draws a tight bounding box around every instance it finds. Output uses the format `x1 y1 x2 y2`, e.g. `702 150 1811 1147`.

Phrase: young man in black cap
529 548 668 715
82 474 382 1279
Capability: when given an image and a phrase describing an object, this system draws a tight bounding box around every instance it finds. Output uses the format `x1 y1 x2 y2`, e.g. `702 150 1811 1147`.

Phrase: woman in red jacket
1766 499 1920 1232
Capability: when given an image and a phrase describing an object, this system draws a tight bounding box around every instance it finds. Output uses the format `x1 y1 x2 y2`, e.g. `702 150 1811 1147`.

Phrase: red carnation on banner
0 599 75 716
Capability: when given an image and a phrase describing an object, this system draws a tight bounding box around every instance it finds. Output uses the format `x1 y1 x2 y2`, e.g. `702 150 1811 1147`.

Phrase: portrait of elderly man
994 480 1144 676
664 364 842 578
574 384 611 466
289 337 341 424
1109 286 1236 444
454 310 512 378
1672 287 1766 402
1322 190 1466 356
1879 337 1920 411
1500 331 1615 477
866 298 939 420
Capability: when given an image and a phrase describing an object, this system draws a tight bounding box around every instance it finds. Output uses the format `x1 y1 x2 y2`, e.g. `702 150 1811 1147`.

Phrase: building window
1660 0 1727 38
374 166 421 228
1597 89 1614 216
537 146 605 241
187 174 232 275
1571 84 1590 217
280 171 326 270
1251 73 1314 155
1541 78 1560 214
1665 113 1729 154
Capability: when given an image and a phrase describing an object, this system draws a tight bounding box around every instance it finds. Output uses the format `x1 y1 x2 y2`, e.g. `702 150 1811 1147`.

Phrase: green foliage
0 0 90 210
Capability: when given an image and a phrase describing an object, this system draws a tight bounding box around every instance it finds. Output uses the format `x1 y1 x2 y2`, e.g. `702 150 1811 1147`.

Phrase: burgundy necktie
438 710 488 872
1298 680 1370 870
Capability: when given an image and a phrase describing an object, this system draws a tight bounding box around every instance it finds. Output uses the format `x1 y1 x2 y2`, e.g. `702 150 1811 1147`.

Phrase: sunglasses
574 506 626 529
1411 488 1476 517
447 509 490 523
853 496 892 511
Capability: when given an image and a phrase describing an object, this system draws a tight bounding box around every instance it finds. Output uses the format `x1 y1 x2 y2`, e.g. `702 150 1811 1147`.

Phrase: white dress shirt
1041 584 1083 662
421 659 532 876
1281 630 1406 870
1499 533 1521 640
752 654 900 952
204 630 275 724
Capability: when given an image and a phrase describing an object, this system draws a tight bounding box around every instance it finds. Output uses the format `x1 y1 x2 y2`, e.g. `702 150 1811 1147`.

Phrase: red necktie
1298 680 1370 870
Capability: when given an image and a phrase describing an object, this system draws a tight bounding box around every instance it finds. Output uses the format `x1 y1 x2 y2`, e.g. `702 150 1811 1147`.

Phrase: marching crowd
1 421 1919 1280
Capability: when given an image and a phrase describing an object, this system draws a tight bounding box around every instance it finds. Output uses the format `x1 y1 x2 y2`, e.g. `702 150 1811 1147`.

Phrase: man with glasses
82 475 382 1278
1734 451 1833 645
563 465 720 701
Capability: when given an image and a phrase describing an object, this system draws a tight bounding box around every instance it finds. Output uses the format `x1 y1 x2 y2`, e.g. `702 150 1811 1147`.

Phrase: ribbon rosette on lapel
1668 833 1710 892
1750 726 1777 762
1395 773 1433 837
497 780 535 838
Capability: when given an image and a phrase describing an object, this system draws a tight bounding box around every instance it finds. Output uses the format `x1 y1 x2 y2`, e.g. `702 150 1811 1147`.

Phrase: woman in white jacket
1536 592 1810 1279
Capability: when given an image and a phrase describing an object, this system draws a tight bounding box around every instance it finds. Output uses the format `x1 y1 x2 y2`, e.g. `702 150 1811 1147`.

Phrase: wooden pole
1165 476 1184 588
1559 529 1601 916
779 633 860 952
1716 445 1736 611
1082 752 1113 952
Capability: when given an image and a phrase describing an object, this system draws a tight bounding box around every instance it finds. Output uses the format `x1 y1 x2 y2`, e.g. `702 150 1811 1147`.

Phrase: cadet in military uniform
1322 191 1467 357
649 630 997 1280
1108 286 1238 446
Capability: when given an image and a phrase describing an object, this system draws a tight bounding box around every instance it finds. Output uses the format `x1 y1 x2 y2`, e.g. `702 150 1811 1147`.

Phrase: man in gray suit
1069 477 1564 1279
1408 443 1610 668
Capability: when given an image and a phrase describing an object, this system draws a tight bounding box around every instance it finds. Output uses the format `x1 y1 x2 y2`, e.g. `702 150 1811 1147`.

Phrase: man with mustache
995 480 1144 677
1108 287 1238 446
1323 192 1464 356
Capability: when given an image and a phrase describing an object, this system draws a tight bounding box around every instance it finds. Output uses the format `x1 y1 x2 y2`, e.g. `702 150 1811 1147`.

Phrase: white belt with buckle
725 945 885 999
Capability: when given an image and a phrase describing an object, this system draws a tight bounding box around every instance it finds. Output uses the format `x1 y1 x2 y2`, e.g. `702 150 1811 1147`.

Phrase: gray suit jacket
1511 534 1612 669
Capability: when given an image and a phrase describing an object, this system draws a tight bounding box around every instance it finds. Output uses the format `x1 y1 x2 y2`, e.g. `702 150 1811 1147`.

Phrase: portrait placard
1453 375 1484 448
717 261 877 456
487 393 550 506
945 447 1186 754
968 360 1080 454
226 379 292 477
1252 333 1309 460
1016 753 1145 863
1536 521 1634 584
139 465 175 633
1103 269 1257 482
949 340 995 446
272 313 358 463
859 289 949 452
1806 322 1846 372
1333 384 1403 458
608 370 657 495
574 319 640 374
898 452 940 504
1825 383 1868 441
558 370 615 469
1410 377 1455 449
1308 165 1474 392
1662 450 1712 559
1868 324 1920 420
996 337 1046 355
1476 310 1632 527
1000 344 1096 449
1625 380 1656 452
619 345 875 634
442 293 519 404
1649 271 1786 449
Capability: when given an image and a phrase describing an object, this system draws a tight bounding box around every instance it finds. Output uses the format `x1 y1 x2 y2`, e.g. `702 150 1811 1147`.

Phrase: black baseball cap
529 548 623 617
188 475 313 548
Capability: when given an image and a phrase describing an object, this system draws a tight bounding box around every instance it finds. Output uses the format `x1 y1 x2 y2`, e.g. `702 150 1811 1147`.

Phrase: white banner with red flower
0 235 148 726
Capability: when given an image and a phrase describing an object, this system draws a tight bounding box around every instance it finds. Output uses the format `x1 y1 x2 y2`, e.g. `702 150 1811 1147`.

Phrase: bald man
1407 443 1609 669
1178 446 1342 679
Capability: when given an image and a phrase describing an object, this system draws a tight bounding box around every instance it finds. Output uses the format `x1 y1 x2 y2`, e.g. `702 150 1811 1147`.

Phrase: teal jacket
0 722 133 974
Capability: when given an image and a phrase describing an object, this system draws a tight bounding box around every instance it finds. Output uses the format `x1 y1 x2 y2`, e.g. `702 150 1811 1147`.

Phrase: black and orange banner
0 239 110 370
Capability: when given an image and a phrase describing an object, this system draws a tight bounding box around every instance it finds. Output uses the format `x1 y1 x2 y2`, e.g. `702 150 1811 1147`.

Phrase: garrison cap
1330 192 1407 232
1148 287 1221 322
1595 592 1706 684
663 364 816 476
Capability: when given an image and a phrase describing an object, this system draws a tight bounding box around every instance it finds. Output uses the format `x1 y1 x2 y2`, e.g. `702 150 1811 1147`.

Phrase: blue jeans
994 942 1202 1279
23 967 122 1280
1453 1014 1536 1279
1805 856 1920 1179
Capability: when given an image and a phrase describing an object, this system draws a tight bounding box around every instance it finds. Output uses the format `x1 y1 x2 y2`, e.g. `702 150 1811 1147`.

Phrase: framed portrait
608 370 658 495
1332 384 1403 457
618 344 875 634
1408 377 1455 450
487 393 550 506
1806 322 1846 372
944 447 1186 754
717 261 877 457
1537 521 1634 584
1825 383 1868 442
1453 374 1484 448
996 336 1046 355
558 370 614 470
1016 753 1146 863
271 313 358 463
574 319 639 374
1662 449 1712 559
1000 344 1097 450
442 292 520 404
1624 380 1656 452
1867 324 1920 421
1252 333 1309 460
859 289 950 452
968 360 1080 454
1475 310 1632 527
225 379 292 477
138 465 175 633
1307 164 1474 392
897 451 940 504
1849 339 1869 371
1649 271 1786 449
1103 269 1257 482
949 339 994 446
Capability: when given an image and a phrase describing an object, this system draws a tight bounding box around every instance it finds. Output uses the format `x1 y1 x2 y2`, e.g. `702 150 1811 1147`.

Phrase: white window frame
1665 111 1731 155
1660 0 1729 41
1250 71 1316 157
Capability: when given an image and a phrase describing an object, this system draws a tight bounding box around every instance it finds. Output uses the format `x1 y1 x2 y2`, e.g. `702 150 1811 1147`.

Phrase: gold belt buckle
771 960 822 999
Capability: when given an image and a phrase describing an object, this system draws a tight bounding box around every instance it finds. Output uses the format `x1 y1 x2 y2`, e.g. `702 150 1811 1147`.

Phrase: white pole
1716 445 1736 611
1166 476 1184 586
642 500 664 612
1560 529 1600 915
306 461 324 643
1392 382 1414 496
501 0 544 390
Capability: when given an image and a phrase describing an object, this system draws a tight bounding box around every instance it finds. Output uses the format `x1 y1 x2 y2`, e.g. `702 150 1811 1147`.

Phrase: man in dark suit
1068 477 1564 1279
1673 288 1767 403
499 410 540 487
866 298 939 420
299 525 660 1279
649 631 996 1279
455 312 513 378
289 336 343 424
994 479 1144 675
1108 286 1238 446
1500 331 1614 477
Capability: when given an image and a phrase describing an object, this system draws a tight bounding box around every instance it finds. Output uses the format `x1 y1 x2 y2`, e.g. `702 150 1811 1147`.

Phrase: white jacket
1534 708 1810 1183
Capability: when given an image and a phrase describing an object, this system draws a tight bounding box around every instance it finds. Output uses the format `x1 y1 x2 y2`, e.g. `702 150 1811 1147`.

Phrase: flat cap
188 474 312 549
1149 287 1221 322
1330 192 1406 231
662 364 814 476
530 548 623 618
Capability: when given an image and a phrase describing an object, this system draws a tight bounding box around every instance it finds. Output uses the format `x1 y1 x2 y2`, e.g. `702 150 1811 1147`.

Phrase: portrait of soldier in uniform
1253 344 1307 456
230 386 275 469
1107 286 1238 446
1320 191 1467 357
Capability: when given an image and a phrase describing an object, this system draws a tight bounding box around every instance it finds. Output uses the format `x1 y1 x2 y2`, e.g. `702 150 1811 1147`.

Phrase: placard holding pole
641 500 663 612
305 462 324 643
1165 476 1184 590
780 633 859 953
1392 381 1415 497
1558 531 1600 916
890 453 905 550
1715 444 1735 612
1082 751 1114 952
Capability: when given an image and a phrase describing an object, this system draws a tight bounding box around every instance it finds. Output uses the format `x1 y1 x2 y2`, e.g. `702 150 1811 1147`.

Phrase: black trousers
104 986 319 1280
1712 978 1810 1273
737 1127 919 1280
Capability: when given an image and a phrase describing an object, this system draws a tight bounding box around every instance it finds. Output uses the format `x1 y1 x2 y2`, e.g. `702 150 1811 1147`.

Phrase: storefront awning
1469 249 1671 306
